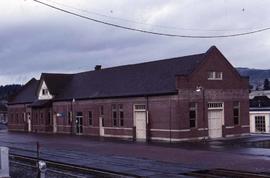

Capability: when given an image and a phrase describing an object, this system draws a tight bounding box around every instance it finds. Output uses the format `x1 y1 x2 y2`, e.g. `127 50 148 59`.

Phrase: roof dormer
38 80 53 100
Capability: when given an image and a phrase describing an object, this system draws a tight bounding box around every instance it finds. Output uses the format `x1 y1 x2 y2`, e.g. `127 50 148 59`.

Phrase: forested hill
237 68 270 89
0 85 23 100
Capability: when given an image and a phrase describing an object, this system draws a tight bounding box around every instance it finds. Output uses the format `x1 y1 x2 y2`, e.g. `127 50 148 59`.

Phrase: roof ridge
76 52 206 75
42 72 74 76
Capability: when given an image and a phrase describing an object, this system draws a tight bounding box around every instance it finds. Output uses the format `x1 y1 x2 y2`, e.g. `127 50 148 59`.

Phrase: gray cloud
0 0 270 85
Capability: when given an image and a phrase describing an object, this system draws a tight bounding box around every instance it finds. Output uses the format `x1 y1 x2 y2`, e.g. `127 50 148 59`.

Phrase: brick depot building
8 46 250 141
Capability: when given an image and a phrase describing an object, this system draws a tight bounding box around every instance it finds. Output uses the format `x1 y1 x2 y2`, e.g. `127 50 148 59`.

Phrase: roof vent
95 65 102 71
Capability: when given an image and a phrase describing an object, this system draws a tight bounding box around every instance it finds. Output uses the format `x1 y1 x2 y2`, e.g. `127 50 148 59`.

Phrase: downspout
202 88 206 142
169 96 172 144
146 95 150 143
71 98 75 134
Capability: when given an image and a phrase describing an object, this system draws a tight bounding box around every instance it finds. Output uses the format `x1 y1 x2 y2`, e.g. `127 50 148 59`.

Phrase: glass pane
189 110 196 119
120 111 124 119
89 118 92 125
208 72 214 79
234 117 239 125
233 108 239 117
113 111 117 119
113 118 117 126
89 111 92 118
120 119 124 126
190 119 196 128
76 112 83 117
216 72 222 79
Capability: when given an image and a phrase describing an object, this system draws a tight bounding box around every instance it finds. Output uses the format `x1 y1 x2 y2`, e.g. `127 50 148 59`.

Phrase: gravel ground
10 161 96 178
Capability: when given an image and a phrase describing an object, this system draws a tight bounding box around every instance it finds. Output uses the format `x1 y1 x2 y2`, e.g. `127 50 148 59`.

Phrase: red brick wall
8 104 27 131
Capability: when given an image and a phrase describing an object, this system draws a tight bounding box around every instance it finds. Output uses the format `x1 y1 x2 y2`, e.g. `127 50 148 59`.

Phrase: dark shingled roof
250 95 270 108
28 100 52 108
0 103 7 112
10 46 225 103
41 73 74 95
55 53 206 100
9 78 39 104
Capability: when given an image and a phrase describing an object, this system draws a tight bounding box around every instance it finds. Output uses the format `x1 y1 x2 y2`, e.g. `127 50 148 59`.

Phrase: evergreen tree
264 79 270 90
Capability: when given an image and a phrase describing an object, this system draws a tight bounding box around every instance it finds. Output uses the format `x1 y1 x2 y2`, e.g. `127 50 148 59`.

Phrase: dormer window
208 71 223 80
42 89 49 95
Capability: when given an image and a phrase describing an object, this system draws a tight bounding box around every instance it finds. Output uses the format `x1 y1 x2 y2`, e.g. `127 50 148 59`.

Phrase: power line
43 0 255 32
32 0 270 39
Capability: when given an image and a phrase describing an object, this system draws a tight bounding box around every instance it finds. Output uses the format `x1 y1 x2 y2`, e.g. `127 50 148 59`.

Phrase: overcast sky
0 0 270 85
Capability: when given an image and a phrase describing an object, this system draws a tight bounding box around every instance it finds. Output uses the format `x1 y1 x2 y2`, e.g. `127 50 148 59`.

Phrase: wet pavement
1 124 270 177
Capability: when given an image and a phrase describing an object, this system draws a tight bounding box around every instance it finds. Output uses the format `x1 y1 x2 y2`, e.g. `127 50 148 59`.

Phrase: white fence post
0 147 9 178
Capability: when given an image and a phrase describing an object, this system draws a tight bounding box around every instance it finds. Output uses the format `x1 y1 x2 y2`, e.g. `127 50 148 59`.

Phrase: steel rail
10 153 139 178
186 169 270 178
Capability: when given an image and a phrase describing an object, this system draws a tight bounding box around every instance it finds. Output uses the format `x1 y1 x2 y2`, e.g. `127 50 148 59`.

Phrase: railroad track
10 153 139 178
185 169 270 178
3 141 270 178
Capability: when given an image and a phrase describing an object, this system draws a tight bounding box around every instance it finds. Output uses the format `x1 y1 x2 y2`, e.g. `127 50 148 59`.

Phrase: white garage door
135 111 147 140
208 110 223 139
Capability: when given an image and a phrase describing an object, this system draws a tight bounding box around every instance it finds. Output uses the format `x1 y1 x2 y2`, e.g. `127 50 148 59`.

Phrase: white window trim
208 71 223 80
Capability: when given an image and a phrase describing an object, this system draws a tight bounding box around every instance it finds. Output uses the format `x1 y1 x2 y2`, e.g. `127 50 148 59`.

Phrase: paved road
1 125 270 177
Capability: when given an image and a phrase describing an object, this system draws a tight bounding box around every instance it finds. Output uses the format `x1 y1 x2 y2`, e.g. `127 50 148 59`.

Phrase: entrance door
208 109 223 139
99 117 104 136
76 112 83 134
135 111 147 140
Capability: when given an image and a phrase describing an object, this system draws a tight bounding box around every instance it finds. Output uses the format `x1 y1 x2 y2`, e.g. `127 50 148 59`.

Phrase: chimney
95 65 102 71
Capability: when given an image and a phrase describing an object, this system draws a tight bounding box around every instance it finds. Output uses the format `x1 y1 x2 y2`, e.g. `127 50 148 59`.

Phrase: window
100 106 104 115
215 72 223 79
48 112 51 124
208 102 223 109
16 113 19 123
102 117 105 127
189 103 197 128
22 113 25 122
89 111 93 126
255 116 266 132
208 71 223 80
76 112 83 117
233 101 240 125
68 111 72 124
119 104 124 127
134 104 146 111
208 72 215 79
36 113 39 124
42 89 49 95
112 104 117 126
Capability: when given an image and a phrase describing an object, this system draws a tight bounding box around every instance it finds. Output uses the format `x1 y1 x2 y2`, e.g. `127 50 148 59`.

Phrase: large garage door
208 103 223 139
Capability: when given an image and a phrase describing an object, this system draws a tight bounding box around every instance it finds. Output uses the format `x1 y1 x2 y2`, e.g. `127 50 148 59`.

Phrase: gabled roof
40 73 74 95
9 46 228 103
8 78 39 104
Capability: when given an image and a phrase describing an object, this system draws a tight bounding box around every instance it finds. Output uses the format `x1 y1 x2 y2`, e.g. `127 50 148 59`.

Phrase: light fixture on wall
196 85 207 142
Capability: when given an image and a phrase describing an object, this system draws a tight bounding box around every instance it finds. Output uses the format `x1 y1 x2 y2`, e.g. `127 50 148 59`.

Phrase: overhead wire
32 0 270 39
43 0 254 32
